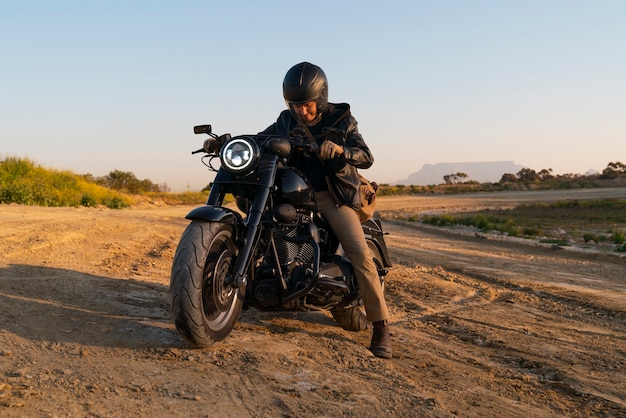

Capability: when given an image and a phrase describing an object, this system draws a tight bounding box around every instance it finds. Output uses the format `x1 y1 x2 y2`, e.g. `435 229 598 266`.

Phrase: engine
271 208 318 295
252 204 356 310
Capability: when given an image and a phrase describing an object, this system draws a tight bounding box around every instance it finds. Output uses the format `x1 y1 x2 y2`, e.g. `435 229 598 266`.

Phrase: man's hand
319 140 344 160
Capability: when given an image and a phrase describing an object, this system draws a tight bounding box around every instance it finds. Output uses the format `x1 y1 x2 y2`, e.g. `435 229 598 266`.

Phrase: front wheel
169 221 243 348
331 244 385 331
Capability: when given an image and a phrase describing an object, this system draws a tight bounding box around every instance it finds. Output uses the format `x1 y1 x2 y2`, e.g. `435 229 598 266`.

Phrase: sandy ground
1 189 625 417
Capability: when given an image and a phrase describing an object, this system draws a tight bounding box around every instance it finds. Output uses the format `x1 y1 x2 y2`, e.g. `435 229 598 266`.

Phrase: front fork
209 156 279 290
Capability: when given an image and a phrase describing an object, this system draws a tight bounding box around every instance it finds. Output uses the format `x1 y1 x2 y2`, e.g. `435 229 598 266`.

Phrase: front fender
185 205 243 225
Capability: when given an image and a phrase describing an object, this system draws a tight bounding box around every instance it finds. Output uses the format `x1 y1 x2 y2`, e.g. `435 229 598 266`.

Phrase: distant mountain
397 161 526 185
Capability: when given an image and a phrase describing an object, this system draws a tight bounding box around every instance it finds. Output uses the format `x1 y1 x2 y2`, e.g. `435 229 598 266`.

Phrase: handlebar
191 125 345 158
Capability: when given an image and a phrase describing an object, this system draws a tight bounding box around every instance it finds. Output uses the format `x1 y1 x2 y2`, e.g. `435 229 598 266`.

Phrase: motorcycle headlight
220 137 259 174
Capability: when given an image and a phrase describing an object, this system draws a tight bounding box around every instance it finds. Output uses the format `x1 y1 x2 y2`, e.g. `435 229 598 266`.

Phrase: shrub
422 214 457 226
102 196 131 209
522 227 542 237
611 231 625 244
0 156 133 209
80 194 98 207
583 233 599 243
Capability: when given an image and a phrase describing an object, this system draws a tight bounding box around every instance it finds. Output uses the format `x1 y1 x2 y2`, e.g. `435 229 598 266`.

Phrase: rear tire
331 304 368 331
331 244 385 331
169 221 243 348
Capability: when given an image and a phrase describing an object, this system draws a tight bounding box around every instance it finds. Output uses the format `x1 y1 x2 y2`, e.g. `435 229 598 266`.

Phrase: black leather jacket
261 103 373 210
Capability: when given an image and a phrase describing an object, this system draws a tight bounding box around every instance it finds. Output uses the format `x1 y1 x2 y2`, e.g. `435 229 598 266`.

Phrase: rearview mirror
194 125 212 135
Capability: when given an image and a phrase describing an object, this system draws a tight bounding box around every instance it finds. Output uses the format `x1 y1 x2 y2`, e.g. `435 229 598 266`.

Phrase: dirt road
1 189 625 417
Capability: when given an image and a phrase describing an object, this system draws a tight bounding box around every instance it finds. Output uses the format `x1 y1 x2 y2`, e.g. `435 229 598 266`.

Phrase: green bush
80 194 98 207
0 157 132 209
422 214 456 226
611 231 625 244
583 233 598 243
522 227 542 237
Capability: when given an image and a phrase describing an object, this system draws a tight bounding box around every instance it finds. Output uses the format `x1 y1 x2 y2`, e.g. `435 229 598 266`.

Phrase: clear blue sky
2 1 625 191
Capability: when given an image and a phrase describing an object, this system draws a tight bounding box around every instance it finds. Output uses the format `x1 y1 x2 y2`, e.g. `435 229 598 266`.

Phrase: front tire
169 221 243 348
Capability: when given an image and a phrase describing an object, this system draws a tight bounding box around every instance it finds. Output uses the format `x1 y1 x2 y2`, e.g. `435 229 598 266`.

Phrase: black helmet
282 62 328 113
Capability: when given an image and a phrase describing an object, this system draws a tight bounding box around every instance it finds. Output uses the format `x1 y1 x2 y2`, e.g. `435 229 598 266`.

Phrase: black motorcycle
169 124 392 348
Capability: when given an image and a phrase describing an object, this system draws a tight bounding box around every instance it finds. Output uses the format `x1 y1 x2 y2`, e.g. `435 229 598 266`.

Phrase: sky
2 1 625 191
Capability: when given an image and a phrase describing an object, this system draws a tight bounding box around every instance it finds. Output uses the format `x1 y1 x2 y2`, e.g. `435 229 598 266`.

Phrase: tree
98 170 160 193
601 161 626 179
517 168 540 183
538 168 554 181
499 173 518 183
443 172 469 185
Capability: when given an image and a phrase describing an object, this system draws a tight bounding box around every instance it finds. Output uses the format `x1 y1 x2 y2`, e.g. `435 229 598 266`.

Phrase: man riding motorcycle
259 62 392 359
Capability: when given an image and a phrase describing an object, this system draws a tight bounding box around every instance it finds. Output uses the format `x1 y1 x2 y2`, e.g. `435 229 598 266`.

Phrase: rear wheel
169 221 243 348
331 244 385 331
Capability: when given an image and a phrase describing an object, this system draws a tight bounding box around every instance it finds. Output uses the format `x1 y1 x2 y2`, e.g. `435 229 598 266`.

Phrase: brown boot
369 320 392 359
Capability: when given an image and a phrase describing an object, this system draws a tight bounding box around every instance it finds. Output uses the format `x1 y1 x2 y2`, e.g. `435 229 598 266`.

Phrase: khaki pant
315 191 390 322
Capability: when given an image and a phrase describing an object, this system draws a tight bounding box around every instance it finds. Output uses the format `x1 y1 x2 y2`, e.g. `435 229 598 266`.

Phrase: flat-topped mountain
397 161 525 185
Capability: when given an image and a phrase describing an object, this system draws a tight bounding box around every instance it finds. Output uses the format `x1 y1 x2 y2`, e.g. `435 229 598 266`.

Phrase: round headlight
220 138 259 174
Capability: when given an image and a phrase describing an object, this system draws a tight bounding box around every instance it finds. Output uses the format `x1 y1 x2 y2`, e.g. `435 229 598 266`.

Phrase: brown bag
358 174 378 222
